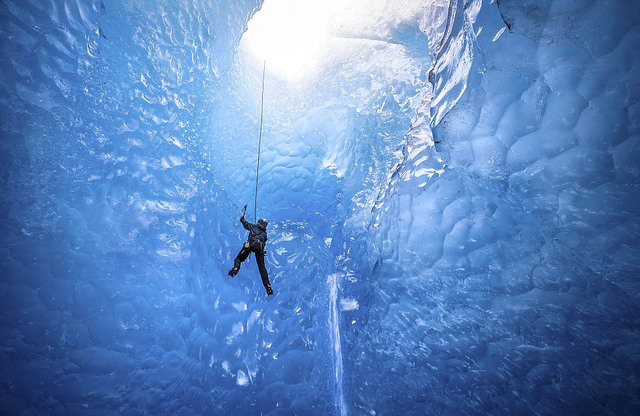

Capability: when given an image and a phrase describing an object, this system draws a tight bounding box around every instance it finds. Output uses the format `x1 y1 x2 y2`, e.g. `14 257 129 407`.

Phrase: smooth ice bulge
1 0 639 415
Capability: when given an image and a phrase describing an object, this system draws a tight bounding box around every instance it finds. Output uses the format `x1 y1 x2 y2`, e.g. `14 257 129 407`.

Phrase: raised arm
240 215 251 230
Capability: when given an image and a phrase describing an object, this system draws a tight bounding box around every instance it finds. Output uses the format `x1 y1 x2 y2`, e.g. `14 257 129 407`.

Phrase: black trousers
233 242 271 289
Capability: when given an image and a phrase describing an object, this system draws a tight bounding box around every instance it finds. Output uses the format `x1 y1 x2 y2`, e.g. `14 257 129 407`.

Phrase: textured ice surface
350 0 640 414
1 0 639 415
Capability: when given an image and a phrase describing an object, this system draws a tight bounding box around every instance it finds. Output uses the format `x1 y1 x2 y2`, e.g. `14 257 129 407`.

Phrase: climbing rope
253 61 266 222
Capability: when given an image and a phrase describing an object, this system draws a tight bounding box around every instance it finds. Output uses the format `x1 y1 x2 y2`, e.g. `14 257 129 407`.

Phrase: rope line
254 60 266 222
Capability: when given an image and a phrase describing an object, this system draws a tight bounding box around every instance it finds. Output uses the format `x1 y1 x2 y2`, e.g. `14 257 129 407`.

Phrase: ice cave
1 0 639 414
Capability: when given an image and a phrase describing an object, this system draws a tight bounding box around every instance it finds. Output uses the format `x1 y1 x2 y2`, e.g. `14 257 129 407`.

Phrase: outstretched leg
254 250 273 295
229 245 250 277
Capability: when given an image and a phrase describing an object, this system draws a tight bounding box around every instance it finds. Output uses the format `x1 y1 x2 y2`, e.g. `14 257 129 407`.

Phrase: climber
228 213 273 296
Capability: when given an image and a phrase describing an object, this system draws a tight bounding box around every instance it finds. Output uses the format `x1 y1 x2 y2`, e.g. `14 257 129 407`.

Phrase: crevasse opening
1 0 639 415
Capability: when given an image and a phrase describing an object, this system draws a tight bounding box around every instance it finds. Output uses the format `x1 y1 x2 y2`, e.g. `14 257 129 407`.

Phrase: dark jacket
241 217 267 246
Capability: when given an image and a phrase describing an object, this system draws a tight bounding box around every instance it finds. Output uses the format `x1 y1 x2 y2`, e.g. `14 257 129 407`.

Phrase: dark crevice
496 0 513 31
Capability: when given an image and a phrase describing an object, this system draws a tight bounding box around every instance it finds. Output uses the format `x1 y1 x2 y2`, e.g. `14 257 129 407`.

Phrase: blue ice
1 0 639 415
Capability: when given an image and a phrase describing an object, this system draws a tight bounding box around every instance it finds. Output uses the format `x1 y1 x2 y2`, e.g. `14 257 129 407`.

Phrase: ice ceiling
1 0 639 415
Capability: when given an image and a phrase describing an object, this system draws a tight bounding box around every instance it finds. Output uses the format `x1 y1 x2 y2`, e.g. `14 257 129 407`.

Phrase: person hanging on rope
228 206 273 296
229 62 273 295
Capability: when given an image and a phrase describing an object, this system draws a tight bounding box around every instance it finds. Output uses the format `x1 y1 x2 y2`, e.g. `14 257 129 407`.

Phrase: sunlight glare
241 0 345 79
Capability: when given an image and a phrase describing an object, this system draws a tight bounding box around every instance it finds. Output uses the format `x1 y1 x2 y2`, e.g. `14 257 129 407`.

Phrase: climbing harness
253 60 266 222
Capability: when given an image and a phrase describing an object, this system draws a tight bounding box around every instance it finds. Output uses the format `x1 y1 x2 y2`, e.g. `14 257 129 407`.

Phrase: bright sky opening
241 0 345 80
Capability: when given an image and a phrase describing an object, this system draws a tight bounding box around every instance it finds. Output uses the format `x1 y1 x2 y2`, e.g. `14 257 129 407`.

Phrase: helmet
257 218 268 228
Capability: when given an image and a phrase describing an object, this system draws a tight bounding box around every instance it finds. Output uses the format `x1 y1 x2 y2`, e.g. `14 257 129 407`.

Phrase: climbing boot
266 286 273 296
228 267 239 277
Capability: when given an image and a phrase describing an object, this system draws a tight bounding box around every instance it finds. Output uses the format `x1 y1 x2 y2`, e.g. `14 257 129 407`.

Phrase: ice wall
345 0 640 414
1 0 639 415
0 0 283 414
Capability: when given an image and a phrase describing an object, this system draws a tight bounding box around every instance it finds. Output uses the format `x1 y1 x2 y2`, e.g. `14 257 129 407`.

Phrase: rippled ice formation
1 0 639 415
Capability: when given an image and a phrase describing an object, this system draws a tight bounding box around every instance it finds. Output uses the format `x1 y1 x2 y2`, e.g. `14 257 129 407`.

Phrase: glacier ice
1 0 639 415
